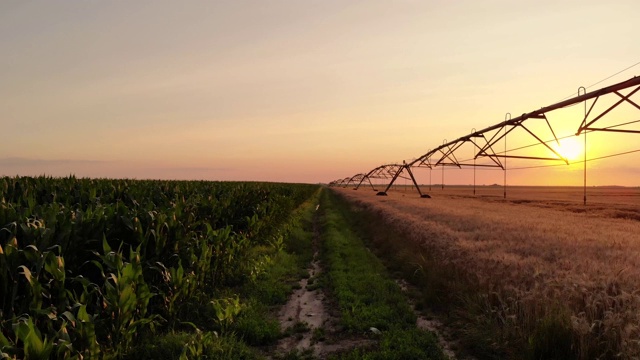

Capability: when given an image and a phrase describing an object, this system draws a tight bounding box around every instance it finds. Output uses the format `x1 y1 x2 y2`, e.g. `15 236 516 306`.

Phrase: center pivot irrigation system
329 76 640 204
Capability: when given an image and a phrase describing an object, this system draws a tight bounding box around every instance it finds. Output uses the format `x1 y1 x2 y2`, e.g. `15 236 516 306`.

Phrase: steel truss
329 76 640 201
351 163 430 197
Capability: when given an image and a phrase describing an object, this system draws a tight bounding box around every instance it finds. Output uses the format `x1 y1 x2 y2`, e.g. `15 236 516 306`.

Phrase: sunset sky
2 1 640 185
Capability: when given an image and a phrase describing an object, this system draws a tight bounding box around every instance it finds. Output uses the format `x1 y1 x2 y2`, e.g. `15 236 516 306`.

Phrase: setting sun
553 136 583 161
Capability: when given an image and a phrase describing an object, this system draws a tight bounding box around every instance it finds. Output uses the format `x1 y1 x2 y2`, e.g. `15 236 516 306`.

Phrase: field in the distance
376 184 640 204
332 185 640 359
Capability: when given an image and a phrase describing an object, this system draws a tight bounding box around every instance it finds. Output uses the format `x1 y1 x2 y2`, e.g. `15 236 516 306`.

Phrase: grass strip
320 190 447 360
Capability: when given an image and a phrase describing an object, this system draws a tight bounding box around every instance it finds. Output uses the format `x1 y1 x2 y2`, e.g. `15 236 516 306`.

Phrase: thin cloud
0 157 111 166
166 166 235 172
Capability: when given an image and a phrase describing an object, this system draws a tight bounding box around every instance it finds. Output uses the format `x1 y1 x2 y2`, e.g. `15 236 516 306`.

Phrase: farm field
0 177 452 360
0 176 320 359
331 186 640 359
372 185 640 206
4 175 640 359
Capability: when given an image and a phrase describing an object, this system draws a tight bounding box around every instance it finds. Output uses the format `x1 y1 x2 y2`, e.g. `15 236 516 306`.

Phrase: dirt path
276 205 335 357
277 248 326 353
275 197 468 359
275 205 374 358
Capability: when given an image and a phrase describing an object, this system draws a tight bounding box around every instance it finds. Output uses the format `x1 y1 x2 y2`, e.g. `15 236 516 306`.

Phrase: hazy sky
2 0 640 185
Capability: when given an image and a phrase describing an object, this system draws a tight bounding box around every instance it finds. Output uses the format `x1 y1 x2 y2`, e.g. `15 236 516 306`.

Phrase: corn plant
178 330 218 360
154 260 197 329
210 296 244 332
92 238 159 357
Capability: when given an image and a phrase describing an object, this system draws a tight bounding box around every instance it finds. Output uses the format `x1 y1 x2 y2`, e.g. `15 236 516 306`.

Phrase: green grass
233 302 282 346
128 331 259 360
321 192 415 332
330 329 446 360
319 190 447 359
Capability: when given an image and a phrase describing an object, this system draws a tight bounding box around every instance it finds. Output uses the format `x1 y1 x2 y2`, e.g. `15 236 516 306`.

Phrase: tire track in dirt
275 204 373 359
277 248 326 352
276 203 328 356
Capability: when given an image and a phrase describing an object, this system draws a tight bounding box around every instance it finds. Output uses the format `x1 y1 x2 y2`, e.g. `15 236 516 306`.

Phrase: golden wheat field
332 186 640 358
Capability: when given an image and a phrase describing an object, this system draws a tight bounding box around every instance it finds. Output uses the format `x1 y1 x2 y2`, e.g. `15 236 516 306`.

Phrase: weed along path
273 189 449 359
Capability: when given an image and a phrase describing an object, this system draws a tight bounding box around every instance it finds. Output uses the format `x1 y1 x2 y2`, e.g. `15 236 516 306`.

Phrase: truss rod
408 76 640 168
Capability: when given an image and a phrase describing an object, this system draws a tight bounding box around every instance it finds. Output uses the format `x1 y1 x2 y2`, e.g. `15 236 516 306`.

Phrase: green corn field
0 176 318 359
